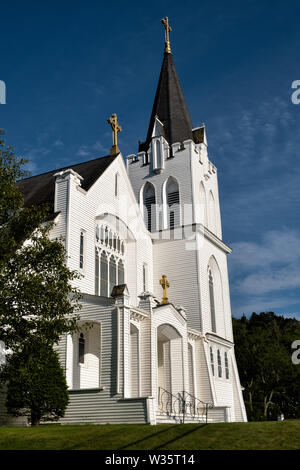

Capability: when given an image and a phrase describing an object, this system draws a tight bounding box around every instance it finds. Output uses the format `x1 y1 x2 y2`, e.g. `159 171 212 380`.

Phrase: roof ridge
18 154 114 182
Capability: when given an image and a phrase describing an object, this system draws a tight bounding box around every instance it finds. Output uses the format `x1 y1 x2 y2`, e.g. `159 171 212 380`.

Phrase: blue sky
1 0 300 318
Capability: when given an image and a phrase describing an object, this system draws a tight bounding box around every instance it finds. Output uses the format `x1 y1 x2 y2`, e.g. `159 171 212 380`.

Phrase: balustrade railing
158 387 213 423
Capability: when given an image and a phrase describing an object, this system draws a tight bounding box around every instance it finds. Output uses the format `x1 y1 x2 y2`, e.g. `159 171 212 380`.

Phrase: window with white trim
95 223 125 297
217 349 222 378
79 230 85 270
225 351 229 379
210 346 214 376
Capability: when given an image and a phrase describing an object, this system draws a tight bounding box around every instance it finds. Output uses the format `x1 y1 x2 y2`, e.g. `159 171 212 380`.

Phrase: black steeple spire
139 51 194 152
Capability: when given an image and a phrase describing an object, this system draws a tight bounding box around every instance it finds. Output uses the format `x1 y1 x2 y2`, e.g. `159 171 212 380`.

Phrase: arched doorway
157 324 183 413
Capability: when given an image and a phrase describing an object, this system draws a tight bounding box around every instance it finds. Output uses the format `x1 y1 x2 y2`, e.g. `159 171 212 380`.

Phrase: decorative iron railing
158 387 183 416
158 387 213 423
180 391 213 423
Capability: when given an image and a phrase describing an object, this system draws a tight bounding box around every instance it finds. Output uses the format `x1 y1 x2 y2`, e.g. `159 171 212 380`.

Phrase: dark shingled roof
139 52 194 152
17 154 118 209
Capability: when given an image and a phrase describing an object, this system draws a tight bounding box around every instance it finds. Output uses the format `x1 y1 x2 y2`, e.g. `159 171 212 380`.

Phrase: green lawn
0 420 300 450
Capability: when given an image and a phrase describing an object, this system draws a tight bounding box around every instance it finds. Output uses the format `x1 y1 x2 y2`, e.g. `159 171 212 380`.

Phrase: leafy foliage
0 341 69 425
233 312 300 421
0 135 82 424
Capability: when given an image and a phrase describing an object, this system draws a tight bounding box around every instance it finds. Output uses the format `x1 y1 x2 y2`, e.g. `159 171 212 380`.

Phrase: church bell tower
127 18 231 338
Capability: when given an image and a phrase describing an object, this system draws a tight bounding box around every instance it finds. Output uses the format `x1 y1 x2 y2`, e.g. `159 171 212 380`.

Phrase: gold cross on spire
107 113 122 155
161 17 172 54
160 274 170 305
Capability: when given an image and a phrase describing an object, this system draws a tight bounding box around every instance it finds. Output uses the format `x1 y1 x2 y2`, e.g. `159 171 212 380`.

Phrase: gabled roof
17 154 118 209
139 52 194 152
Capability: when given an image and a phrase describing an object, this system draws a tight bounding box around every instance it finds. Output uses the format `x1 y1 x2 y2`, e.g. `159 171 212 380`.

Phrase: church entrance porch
157 323 183 416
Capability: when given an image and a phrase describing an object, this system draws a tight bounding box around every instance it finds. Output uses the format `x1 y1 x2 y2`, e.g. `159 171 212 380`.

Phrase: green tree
0 134 82 424
0 341 69 425
233 312 300 421
0 131 46 267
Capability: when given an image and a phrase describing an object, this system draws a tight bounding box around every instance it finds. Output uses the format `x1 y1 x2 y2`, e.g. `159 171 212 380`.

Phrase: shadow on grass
153 424 208 450
118 425 178 450
66 425 130 450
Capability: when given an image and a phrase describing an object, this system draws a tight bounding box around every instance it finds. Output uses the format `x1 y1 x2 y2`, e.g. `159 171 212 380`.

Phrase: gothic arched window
95 248 100 295
78 333 85 364
109 256 117 296
217 349 222 378
166 177 180 229
156 140 162 168
208 268 217 333
100 252 108 297
225 351 229 379
118 260 125 285
95 223 125 297
210 346 215 376
143 182 156 232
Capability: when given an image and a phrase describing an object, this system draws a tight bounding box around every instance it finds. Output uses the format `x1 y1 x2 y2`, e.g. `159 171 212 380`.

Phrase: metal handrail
158 387 213 423
181 391 213 423
158 387 183 416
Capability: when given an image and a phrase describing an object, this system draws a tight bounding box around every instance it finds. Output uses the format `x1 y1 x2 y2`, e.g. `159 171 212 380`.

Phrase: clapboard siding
56 155 153 309
153 238 201 331
56 294 147 424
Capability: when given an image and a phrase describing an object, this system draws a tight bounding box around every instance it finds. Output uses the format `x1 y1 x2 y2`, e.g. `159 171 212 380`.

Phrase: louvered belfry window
166 178 180 229
143 183 156 232
167 190 179 229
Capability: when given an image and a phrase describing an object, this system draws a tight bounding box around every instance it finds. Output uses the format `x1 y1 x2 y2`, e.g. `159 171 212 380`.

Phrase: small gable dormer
150 116 169 174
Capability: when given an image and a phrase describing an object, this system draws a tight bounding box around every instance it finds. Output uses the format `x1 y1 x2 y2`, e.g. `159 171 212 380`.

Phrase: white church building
0 19 247 425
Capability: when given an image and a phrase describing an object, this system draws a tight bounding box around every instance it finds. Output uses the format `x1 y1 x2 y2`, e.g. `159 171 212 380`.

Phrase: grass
0 420 300 450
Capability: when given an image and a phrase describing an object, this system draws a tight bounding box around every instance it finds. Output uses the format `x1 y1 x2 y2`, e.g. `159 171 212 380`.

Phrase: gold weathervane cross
161 17 172 54
160 275 170 305
107 113 122 155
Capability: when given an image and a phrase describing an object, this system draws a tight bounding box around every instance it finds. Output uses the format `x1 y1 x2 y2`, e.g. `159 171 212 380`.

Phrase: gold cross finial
160 274 170 305
161 17 172 54
107 113 122 155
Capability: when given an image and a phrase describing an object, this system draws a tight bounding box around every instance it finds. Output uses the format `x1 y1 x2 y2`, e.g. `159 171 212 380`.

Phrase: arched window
118 260 125 285
95 223 125 296
115 172 119 197
208 268 216 333
130 323 140 397
78 333 85 364
156 140 162 168
100 252 108 297
95 248 100 295
143 182 156 232
225 352 229 379
104 227 109 245
109 256 117 296
210 346 215 376
108 230 113 248
217 349 222 378
143 263 148 292
79 231 84 269
188 343 194 395
166 177 180 229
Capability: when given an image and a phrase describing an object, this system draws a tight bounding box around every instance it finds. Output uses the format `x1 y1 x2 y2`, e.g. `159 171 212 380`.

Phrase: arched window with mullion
100 252 108 297
166 177 180 229
208 268 217 333
118 260 125 285
143 182 156 232
109 256 117 296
